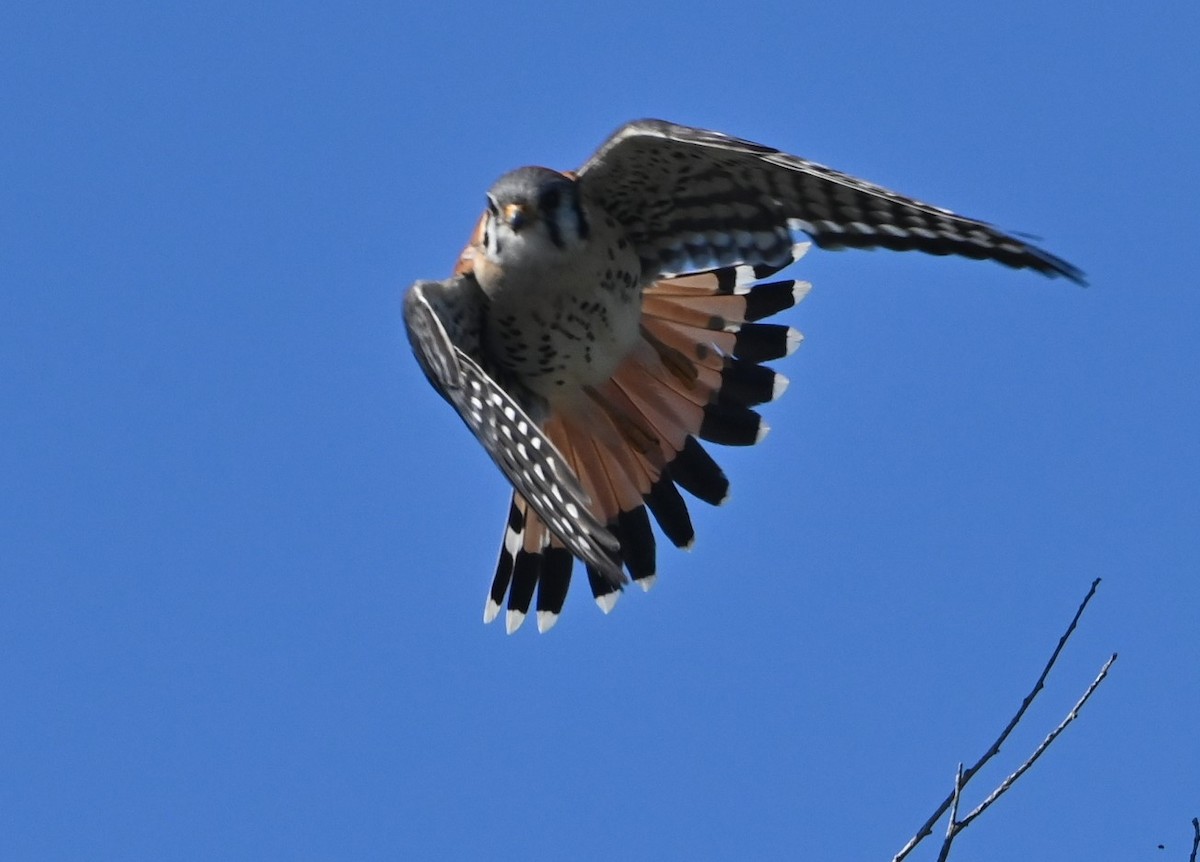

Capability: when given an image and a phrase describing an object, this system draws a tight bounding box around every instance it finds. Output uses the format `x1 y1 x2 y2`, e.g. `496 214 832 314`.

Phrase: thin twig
956 652 1117 830
1189 817 1199 862
935 764 965 862
892 578 1103 862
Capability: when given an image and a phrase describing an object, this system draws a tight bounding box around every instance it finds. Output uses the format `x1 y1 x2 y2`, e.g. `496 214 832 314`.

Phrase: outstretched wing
577 118 1084 284
403 278 624 584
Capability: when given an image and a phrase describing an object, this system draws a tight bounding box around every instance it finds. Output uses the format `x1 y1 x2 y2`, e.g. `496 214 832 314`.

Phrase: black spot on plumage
667 437 729 505
699 401 763 447
732 323 794 363
508 547 542 616
534 546 573 618
616 507 656 583
742 280 798 322
750 258 798 281
713 267 739 294
718 358 779 407
491 545 515 612
489 500 521 611
645 475 695 547
586 564 622 603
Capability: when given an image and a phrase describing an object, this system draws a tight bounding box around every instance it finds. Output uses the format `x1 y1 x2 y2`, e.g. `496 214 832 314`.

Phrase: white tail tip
595 591 621 614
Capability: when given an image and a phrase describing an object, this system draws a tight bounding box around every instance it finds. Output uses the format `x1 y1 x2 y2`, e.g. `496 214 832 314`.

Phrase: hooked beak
503 202 533 232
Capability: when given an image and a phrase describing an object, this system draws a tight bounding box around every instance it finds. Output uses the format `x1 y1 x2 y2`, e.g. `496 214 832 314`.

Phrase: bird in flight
403 119 1083 634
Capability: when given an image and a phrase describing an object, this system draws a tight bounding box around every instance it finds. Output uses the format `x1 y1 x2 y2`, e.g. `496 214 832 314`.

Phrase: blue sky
3 2 1198 859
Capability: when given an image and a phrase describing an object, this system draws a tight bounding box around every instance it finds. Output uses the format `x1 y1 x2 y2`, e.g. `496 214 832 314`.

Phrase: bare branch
955 652 1117 830
935 764 965 862
892 578 1103 862
1189 817 1199 862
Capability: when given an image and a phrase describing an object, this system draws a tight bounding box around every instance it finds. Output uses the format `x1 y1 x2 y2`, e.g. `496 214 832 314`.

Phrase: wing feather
577 119 1084 284
403 278 624 586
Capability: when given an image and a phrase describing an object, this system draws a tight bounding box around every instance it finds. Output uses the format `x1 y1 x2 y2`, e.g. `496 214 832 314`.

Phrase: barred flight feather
578 120 1084 285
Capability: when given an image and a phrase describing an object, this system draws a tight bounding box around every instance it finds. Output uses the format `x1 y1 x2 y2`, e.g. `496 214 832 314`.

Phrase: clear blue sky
3 3 1197 860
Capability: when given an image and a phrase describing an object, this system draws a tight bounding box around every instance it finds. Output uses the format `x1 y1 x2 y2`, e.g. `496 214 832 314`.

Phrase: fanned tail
485 244 811 632
486 495 576 634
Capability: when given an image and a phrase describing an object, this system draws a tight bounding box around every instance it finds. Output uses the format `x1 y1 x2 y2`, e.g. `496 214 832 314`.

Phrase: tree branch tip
893 577 1115 862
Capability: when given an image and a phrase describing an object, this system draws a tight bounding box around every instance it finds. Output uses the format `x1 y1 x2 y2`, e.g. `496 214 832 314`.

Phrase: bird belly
486 278 640 402
483 247 642 404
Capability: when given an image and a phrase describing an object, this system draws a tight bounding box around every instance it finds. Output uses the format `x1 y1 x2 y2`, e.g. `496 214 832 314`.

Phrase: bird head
480 167 589 264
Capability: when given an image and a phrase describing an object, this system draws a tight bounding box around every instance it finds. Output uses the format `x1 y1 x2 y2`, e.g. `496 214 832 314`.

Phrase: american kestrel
403 119 1082 633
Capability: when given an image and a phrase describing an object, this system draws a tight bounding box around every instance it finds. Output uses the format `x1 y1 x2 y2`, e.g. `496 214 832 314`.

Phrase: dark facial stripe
571 193 589 240
544 212 564 249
